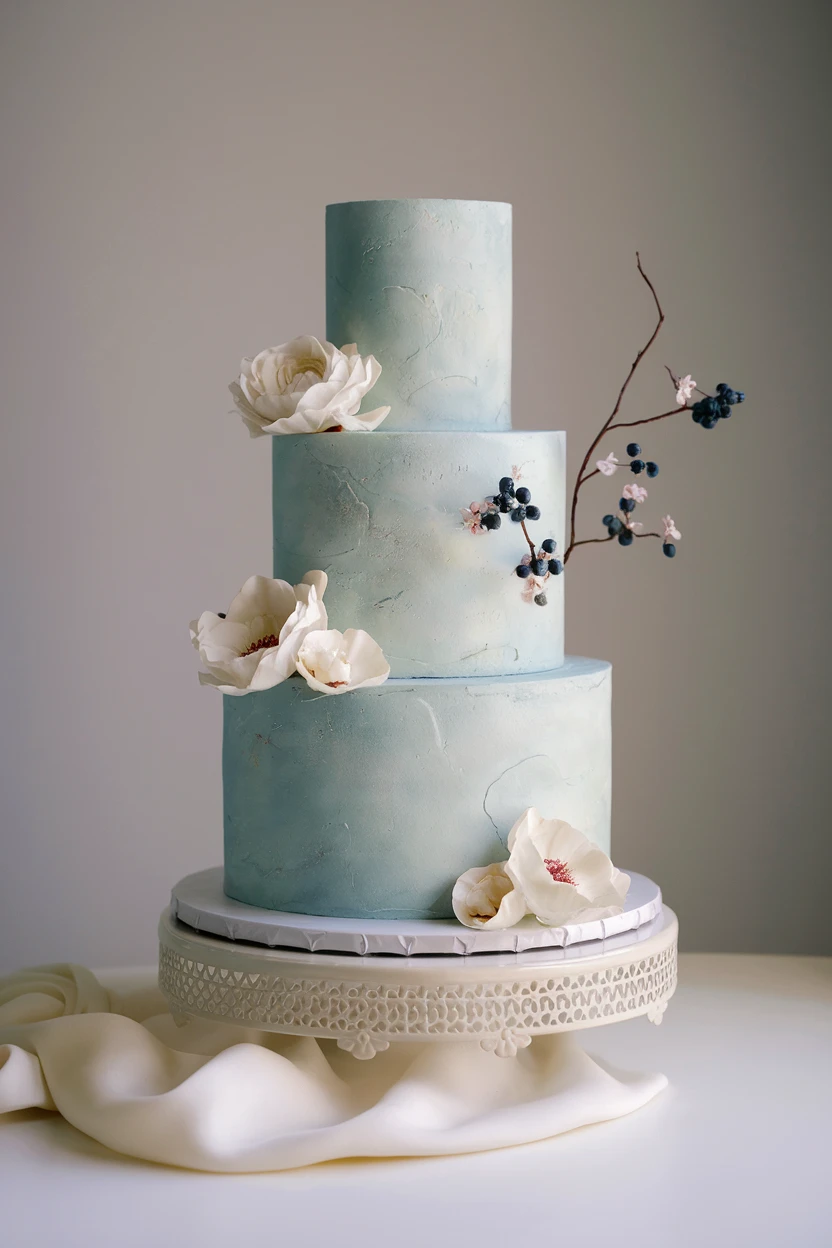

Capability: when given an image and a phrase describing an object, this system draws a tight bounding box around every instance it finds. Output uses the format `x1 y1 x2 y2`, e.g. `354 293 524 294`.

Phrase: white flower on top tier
229 336 390 437
452 862 527 930
190 572 327 695
296 628 390 695
505 809 630 927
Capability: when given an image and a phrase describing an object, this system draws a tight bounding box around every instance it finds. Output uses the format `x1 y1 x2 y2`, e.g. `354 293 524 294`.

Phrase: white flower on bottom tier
296 628 390 695
190 572 327 695
452 862 527 930
505 808 630 927
229 335 391 437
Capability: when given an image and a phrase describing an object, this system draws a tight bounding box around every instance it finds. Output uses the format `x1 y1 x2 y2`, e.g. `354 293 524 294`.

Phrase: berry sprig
597 442 678 558
461 473 560 606
562 254 747 569
690 384 746 430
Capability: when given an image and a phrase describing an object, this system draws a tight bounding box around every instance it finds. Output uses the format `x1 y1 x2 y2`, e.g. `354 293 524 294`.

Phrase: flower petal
452 862 528 930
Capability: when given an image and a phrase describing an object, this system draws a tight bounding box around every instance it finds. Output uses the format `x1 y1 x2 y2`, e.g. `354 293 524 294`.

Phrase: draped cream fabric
0 965 666 1172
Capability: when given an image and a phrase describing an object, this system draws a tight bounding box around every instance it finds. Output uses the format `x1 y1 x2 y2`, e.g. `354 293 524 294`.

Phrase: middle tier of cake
223 657 611 920
273 430 565 679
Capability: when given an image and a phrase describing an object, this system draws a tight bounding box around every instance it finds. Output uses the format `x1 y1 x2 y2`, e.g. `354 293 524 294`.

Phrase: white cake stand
156 898 677 1161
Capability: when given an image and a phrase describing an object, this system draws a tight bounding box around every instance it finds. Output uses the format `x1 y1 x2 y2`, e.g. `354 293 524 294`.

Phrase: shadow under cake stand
158 869 678 1159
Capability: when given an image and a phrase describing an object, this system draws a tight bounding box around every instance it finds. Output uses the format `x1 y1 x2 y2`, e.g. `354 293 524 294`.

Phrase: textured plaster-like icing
326 200 511 431
223 658 611 920
273 430 565 678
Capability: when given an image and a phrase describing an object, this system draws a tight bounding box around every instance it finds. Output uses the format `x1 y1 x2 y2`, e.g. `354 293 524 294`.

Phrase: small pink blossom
461 503 485 534
596 451 619 477
511 464 523 483
662 515 681 541
622 483 648 503
623 515 643 532
675 374 696 405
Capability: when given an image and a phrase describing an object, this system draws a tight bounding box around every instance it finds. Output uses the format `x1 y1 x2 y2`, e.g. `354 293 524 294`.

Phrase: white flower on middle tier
505 808 630 926
296 628 390 695
190 572 327 695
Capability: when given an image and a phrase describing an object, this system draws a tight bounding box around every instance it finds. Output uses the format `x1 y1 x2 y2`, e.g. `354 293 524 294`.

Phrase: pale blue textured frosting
224 659 611 920
221 199 613 921
326 200 512 432
273 430 565 677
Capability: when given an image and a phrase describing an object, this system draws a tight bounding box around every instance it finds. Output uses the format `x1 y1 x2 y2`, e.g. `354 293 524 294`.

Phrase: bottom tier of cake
223 657 611 920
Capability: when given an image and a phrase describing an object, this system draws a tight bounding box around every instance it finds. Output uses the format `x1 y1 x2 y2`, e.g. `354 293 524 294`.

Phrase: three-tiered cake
218 200 613 922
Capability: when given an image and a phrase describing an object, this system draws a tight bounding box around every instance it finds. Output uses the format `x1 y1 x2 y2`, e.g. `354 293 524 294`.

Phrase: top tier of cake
326 199 512 432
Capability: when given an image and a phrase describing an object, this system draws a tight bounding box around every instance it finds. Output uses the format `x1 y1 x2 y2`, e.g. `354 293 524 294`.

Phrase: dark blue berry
608 517 624 534
498 495 513 513
530 558 546 576
662 542 677 558
541 537 556 554
499 476 515 496
481 512 501 531
646 462 659 478
692 405 704 424
620 497 636 513
533 592 548 607
722 388 736 405
630 459 645 474
516 563 532 578
701 417 716 430
719 403 732 419
511 506 526 522
716 383 728 394
515 486 531 505
548 559 563 575
626 442 642 457
602 514 614 527
735 391 745 403
524 504 541 521
618 531 634 546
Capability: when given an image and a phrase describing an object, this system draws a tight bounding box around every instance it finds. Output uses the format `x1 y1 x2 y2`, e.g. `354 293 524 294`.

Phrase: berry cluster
493 475 542 524
466 474 560 607
625 441 659 478
691 384 745 430
516 537 563 581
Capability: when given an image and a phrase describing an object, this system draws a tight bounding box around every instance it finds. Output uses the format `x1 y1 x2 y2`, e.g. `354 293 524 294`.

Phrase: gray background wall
2 0 829 971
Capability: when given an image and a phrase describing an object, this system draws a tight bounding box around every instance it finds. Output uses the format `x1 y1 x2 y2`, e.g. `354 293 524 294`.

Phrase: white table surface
2 954 830 1248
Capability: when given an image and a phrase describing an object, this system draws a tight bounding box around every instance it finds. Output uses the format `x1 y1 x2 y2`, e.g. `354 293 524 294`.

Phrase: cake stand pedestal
156 904 677 1162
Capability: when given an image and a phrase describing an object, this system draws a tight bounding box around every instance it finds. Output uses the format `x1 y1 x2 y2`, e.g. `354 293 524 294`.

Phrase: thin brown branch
565 253 665 562
519 517 537 559
609 405 686 431
565 529 662 563
577 466 601 487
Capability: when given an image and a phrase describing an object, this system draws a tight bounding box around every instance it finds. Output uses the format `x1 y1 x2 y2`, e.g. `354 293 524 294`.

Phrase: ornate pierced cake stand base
155 905 677 1163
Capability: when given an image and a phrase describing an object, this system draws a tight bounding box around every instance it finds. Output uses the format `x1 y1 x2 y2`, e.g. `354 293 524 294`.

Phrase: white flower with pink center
622 482 648 503
662 514 682 541
504 809 630 927
596 451 619 477
675 374 696 405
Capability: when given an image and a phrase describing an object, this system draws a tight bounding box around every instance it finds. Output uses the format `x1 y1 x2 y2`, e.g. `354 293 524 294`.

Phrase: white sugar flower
662 514 682 541
452 862 527 930
296 628 390 695
504 809 629 927
623 515 643 531
190 572 327 695
675 374 696 405
622 482 648 503
596 451 620 476
230 336 390 437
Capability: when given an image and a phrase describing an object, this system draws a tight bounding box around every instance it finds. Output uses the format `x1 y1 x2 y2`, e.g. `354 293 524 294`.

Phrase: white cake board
170 866 662 956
